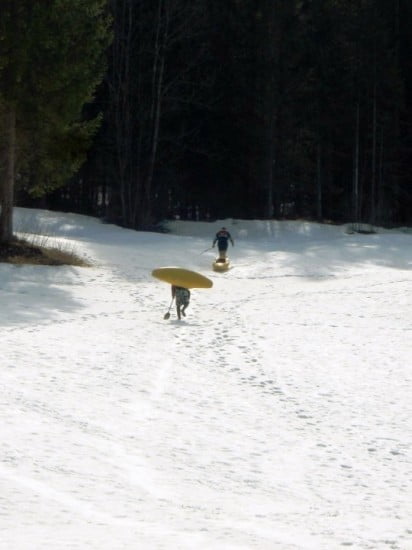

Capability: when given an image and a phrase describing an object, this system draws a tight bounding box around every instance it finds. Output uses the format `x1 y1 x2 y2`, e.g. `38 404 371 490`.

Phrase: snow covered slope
1 208 411 549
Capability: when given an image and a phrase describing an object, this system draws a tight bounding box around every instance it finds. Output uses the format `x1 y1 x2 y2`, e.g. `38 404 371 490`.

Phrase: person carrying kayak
171 285 191 320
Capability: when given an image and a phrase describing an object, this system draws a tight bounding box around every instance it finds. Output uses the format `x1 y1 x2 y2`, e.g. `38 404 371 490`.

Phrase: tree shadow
229 224 412 280
0 264 86 327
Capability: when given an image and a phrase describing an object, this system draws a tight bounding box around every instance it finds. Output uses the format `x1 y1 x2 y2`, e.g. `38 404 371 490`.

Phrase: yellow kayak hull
152 267 213 289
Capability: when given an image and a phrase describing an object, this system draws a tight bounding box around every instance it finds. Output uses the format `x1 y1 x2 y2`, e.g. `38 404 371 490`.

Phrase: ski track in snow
0 209 411 550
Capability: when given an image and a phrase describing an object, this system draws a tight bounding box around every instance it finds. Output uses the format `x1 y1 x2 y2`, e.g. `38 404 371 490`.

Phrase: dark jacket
213 229 234 250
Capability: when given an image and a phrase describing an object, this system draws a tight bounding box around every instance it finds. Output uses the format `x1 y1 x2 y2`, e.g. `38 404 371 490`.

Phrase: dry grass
0 238 90 266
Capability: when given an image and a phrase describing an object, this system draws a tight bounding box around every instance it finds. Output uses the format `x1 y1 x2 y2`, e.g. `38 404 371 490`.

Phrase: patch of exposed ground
0 239 89 266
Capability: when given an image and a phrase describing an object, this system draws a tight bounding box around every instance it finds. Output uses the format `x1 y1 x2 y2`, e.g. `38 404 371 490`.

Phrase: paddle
200 246 213 254
163 298 174 320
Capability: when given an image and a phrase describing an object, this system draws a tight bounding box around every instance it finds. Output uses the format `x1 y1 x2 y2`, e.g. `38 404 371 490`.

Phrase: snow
1 207 411 550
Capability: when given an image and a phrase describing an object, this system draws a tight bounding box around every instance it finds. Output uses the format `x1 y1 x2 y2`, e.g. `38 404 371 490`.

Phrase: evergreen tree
0 0 111 242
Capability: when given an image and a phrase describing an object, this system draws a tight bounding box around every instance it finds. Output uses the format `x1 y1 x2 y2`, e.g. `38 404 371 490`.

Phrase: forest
1 0 412 239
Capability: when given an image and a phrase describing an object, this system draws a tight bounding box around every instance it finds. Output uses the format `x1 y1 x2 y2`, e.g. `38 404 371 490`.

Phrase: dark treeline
23 0 412 228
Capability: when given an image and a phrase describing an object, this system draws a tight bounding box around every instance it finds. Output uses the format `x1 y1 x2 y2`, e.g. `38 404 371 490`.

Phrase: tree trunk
110 0 134 227
139 0 167 227
264 115 275 218
370 81 377 225
316 141 322 221
370 8 378 226
377 125 384 223
0 108 16 243
353 101 360 227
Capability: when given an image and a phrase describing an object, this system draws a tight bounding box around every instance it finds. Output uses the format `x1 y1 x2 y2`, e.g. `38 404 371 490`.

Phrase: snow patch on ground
1 207 411 549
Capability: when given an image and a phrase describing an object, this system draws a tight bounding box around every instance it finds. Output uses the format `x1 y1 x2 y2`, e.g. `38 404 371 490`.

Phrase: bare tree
107 0 209 228
0 108 16 242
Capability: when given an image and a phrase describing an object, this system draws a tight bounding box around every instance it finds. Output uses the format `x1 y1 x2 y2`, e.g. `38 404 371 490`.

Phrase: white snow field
1 207 411 550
